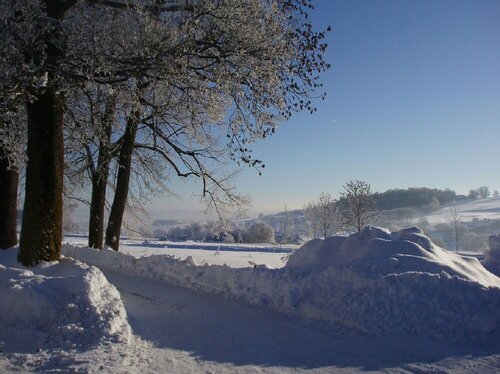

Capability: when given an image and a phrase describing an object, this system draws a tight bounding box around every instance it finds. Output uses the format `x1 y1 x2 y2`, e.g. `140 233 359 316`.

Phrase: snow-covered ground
425 196 500 223
64 236 295 268
2 227 500 373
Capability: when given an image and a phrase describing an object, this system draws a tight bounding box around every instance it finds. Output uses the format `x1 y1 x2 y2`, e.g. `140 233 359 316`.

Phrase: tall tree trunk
88 97 115 249
18 1 73 266
105 117 138 251
88 145 111 249
19 90 64 266
0 146 19 249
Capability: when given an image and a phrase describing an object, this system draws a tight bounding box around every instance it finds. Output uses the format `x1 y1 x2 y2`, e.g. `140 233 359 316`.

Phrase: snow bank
484 235 500 276
62 227 500 343
0 248 130 353
286 226 499 287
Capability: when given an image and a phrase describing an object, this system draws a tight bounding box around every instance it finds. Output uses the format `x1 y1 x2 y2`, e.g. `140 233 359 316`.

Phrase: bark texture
18 1 71 266
19 90 64 266
88 98 115 249
0 146 19 249
105 117 138 251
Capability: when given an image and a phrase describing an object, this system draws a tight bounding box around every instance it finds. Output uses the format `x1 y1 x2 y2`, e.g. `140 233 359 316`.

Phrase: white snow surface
0 248 131 370
2 228 500 372
484 235 500 277
64 237 295 269
63 227 500 343
424 196 500 223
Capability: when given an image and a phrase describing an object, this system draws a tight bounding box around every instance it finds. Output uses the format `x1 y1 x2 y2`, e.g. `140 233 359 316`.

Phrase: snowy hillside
424 197 500 223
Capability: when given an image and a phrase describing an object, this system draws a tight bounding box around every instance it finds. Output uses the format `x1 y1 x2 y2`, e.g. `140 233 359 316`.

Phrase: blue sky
149 0 500 218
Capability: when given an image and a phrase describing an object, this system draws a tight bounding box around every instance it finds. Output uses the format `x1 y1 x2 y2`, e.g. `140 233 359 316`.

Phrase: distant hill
255 187 467 234
423 196 500 224
372 187 462 211
152 219 180 227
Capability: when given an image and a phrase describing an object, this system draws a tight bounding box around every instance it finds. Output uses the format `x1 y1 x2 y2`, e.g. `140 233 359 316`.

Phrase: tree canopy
0 0 330 264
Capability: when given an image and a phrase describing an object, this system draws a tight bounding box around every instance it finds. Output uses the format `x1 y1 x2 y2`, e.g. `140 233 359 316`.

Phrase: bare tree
339 180 377 232
468 189 479 199
317 193 338 238
304 193 338 239
449 203 466 253
303 202 319 238
478 186 490 199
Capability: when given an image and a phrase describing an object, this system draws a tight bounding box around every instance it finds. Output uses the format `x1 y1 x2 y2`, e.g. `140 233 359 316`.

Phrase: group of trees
304 180 377 238
159 220 275 244
468 186 498 199
0 0 329 266
372 187 457 211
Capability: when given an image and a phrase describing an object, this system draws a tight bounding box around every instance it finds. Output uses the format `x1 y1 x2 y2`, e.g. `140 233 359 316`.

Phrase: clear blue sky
149 0 500 219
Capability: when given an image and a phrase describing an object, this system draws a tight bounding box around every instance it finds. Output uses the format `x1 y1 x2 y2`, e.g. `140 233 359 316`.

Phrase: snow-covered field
64 236 296 269
425 196 500 223
2 227 500 373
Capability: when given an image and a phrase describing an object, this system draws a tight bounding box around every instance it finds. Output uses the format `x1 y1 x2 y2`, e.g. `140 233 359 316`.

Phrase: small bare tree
304 192 338 239
303 202 319 238
339 180 377 232
478 186 490 199
316 192 338 239
449 203 466 253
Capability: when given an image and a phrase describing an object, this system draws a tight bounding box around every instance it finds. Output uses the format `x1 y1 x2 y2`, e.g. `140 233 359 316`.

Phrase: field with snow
64 236 297 269
424 196 500 224
2 227 500 373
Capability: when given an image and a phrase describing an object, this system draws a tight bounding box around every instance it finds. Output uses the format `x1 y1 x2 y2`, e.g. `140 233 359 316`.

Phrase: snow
484 235 500 276
64 236 294 269
2 227 500 372
62 227 500 343
424 196 500 223
0 248 130 371
287 226 499 287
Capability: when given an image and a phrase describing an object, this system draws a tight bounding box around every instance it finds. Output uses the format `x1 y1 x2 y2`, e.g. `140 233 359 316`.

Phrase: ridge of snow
62 227 500 344
286 226 500 288
0 248 131 355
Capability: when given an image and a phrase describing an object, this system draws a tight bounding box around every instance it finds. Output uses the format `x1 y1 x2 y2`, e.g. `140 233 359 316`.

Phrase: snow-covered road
101 270 500 373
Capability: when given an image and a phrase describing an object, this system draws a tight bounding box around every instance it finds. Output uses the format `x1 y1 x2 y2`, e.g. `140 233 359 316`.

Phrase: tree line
372 187 458 211
159 220 276 244
0 0 330 266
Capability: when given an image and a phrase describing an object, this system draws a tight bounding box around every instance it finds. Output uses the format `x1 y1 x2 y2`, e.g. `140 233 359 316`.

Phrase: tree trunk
105 117 138 251
19 90 64 266
88 97 115 249
18 1 73 266
0 146 19 249
88 154 110 249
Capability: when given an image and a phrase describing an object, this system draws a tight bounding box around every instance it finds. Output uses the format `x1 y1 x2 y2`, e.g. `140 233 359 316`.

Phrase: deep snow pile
0 248 130 354
484 235 500 276
286 226 499 287
63 227 500 343
285 227 500 340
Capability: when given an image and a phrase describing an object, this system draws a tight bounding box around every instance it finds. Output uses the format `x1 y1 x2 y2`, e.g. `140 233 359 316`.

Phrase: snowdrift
63 227 500 343
484 235 500 277
286 226 499 287
0 249 130 353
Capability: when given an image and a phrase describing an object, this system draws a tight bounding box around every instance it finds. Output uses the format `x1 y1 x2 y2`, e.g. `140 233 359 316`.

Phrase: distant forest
371 187 462 211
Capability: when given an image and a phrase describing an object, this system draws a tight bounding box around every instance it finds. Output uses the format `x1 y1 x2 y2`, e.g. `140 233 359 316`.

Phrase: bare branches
304 192 338 238
339 180 377 232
